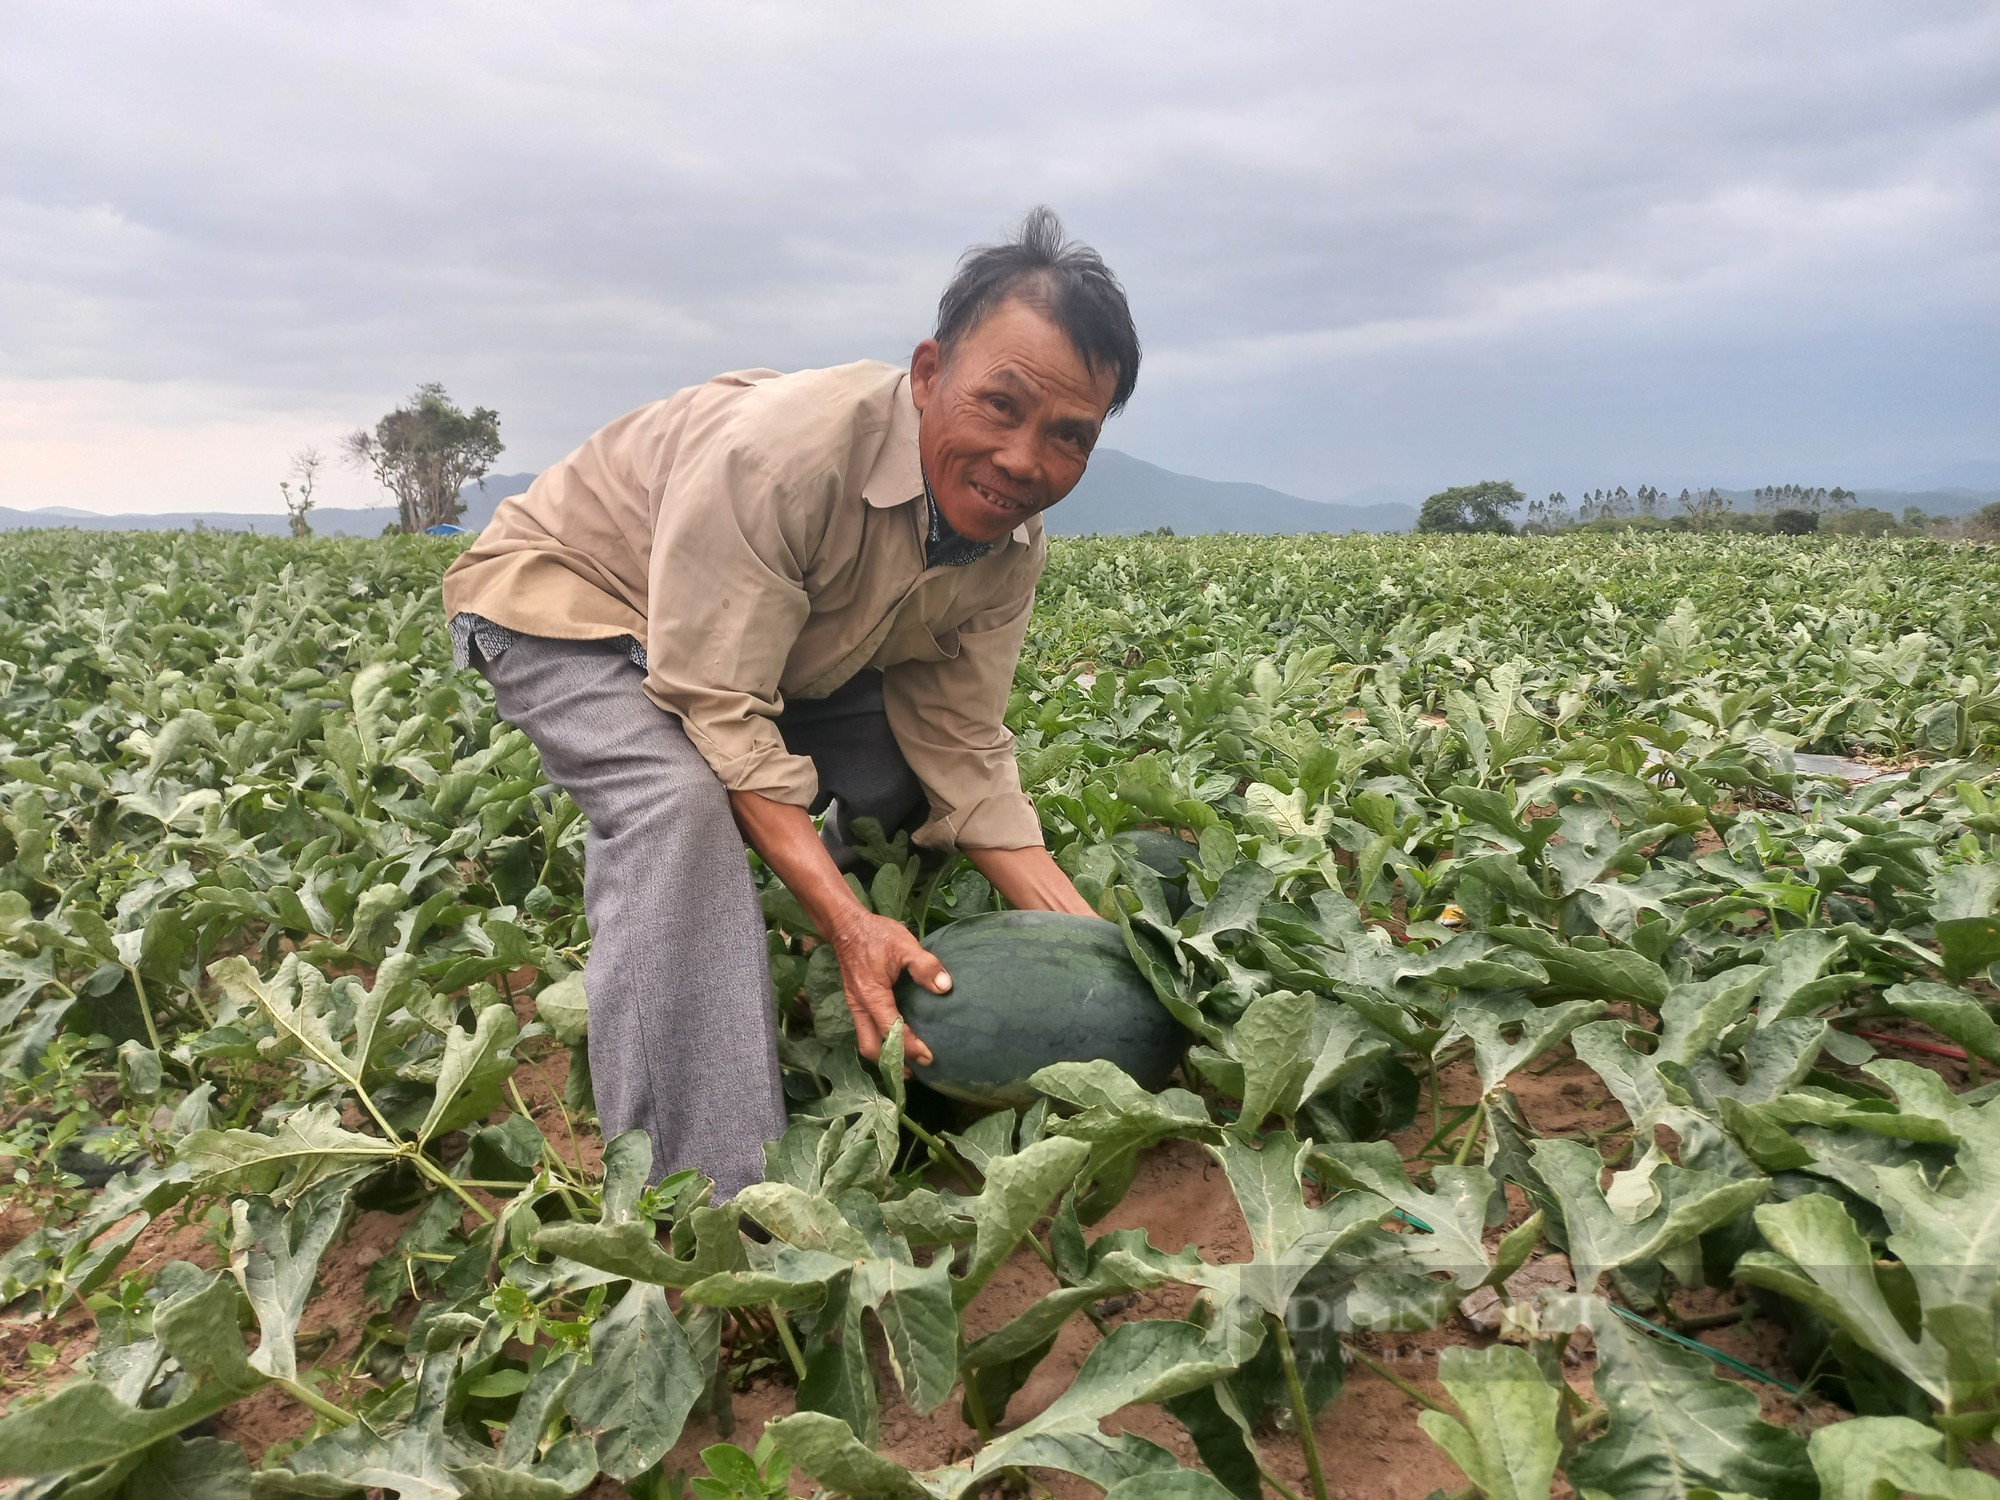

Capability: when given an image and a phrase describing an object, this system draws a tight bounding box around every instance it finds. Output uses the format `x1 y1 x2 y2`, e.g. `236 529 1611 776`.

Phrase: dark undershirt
923 471 993 569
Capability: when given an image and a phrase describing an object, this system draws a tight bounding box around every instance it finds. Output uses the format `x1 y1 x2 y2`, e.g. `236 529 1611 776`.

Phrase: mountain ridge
3 453 1995 536
0 454 1421 536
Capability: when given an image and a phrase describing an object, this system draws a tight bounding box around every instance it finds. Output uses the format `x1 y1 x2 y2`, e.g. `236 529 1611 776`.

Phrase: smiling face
908 297 1121 544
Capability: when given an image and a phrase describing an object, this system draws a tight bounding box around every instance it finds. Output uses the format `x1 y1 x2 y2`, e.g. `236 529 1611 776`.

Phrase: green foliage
1809 1416 2000 1499
1418 1344 1562 1500
1826 506 1902 538
3 527 2000 1497
685 1436 793 1499
0 1267 266 1479
1554 1294 1813 1500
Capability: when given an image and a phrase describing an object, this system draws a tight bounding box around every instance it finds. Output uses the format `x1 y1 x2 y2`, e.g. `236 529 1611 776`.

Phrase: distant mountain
0 459 1415 537
0 472 540 538
1901 460 2000 492
10 456 1989 538
456 473 537 527
0 505 310 536
1044 450 1416 535
458 458 1422 536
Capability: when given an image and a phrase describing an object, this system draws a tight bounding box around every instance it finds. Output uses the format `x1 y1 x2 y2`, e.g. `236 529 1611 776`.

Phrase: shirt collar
923 471 993 567
860 371 1031 546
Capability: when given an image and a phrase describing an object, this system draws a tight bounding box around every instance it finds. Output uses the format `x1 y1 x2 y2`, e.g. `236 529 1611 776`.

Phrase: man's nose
990 428 1041 484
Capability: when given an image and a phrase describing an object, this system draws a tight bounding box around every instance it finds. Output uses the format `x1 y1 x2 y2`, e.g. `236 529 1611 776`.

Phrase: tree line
1416 479 1985 539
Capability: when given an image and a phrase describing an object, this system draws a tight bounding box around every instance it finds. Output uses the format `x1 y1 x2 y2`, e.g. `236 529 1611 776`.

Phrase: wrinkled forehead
943 297 1119 413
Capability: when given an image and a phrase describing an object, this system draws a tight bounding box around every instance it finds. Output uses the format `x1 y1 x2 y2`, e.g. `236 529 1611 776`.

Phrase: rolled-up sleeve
882 587 1043 851
642 441 821 807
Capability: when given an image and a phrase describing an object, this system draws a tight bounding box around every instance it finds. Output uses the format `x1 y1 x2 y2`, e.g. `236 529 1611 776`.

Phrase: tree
1679 486 1731 532
1771 508 1819 535
344 383 503 533
279 447 322 540
1415 480 1525 535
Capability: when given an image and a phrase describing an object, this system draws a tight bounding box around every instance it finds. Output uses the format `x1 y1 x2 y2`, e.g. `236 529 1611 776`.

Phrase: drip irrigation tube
1605 1304 1799 1394
1855 1029 1970 1063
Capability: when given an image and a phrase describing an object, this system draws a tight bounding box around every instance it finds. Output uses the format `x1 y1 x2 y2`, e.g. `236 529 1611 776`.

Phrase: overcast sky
2 3 1995 514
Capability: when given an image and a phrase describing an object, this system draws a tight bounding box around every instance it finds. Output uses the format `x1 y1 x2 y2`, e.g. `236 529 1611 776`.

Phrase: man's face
909 298 1120 545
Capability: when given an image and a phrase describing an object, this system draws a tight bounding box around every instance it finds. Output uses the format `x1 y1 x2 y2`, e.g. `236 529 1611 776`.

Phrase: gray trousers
474 635 924 1200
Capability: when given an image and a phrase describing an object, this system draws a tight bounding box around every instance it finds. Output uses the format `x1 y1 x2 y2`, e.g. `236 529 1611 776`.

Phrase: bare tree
344 383 503 533
280 447 322 539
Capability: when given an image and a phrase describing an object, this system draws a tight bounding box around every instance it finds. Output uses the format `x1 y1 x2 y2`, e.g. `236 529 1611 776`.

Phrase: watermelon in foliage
897 910 1189 1108
1114 826 1197 916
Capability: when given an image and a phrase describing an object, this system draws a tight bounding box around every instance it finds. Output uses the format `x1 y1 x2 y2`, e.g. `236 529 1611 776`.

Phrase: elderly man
442 209 1140 1199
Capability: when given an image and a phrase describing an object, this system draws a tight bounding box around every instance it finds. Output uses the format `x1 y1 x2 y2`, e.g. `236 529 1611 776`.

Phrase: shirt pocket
874 612 960 666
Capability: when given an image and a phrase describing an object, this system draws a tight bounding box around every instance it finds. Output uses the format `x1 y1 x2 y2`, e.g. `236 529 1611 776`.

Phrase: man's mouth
971 480 1031 515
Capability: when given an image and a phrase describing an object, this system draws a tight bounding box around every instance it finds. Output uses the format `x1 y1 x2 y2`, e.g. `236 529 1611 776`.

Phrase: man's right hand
826 908 945 1065
728 787 945 1066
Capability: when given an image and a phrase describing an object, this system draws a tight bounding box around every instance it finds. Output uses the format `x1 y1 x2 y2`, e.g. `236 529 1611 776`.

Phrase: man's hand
729 790 1100 1063
825 908 945 1065
728 788 943 1064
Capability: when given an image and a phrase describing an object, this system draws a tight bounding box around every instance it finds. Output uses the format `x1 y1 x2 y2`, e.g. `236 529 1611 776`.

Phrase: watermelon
897 910 1189 1109
1112 827 1195 917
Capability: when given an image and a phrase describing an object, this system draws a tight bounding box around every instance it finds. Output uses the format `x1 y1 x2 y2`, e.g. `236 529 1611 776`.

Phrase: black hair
935 206 1140 415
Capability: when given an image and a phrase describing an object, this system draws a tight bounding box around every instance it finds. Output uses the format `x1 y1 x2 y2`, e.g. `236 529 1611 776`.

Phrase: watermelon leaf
1552 1294 1813 1500
1416 1344 1562 1500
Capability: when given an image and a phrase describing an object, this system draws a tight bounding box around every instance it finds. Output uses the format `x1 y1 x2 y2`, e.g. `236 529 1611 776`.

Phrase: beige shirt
442 359 1046 851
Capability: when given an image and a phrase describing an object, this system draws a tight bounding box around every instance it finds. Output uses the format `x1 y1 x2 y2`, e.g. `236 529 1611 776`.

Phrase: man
442 209 1140 1200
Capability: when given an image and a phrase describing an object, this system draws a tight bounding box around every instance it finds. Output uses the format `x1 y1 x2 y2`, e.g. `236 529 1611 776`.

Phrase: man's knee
831 758 924 835
780 673 925 849
821 767 927 872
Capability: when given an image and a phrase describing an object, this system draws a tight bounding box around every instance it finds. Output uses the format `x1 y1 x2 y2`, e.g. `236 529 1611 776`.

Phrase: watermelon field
5 526 2000 1500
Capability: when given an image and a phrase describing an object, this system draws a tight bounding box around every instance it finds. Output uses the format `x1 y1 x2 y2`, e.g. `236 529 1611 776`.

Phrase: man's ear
909 338 942 413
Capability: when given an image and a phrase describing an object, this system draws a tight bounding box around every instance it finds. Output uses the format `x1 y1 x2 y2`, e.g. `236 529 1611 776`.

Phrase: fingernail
937 972 952 992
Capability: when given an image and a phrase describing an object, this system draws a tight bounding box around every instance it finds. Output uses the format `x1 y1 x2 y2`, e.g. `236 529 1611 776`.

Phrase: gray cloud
1 1 1994 511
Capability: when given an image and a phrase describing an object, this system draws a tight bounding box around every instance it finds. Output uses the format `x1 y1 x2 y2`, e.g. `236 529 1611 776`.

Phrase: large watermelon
896 910 1188 1109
